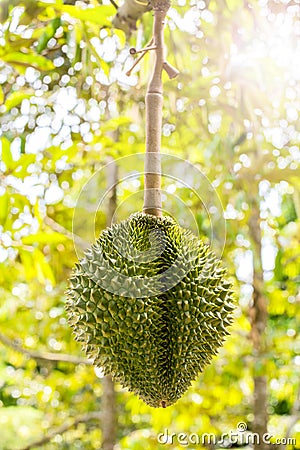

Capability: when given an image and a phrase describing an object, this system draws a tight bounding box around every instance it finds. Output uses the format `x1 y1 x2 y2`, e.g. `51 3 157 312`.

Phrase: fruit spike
66 212 234 407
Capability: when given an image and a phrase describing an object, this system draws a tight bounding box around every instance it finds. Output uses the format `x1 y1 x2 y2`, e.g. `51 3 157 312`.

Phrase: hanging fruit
66 0 234 408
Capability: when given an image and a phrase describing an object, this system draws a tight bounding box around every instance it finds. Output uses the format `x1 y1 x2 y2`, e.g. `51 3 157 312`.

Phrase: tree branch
143 0 170 217
112 0 152 36
248 192 268 450
101 157 118 450
108 0 119 10
0 332 93 365
44 216 88 251
102 375 117 450
19 412 102 450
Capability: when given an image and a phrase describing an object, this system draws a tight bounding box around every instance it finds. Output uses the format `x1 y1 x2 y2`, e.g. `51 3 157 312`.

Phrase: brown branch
248 192 268 450
44 216 88 251
0 236 34 252
112 0 152 36
163 61 179 79
108 0 119 10
143 0 170 217
126 38 154 76
102 375 117 450
0 332 93 365
105 157 118 227
19 412 102 450
101 155 118 450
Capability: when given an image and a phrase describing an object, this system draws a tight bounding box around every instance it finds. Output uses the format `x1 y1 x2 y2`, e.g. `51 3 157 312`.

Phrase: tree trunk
248 193 268 450
102 375 117 450
101 158 118 450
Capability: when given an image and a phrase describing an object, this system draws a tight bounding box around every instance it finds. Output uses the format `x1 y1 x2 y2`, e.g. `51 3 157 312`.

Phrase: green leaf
19 249 36 280
0 192 9 224
36 17 61 53
281 194 297 225
4 91 32 112
33 248 55 284
50 4 114 26
22 232 68 245
12 154 36 177
101 117 132 132
114 29 126 48
1 136 13 169
1 52 54 71
274 249 286 282
101 59 110 76
20 247 55 284
20 136 26 154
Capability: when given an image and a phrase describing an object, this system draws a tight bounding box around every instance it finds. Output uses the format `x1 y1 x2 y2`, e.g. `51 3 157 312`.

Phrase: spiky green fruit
66 212 234 407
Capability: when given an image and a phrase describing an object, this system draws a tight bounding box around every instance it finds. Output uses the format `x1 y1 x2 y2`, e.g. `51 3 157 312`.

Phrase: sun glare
229 3 300 89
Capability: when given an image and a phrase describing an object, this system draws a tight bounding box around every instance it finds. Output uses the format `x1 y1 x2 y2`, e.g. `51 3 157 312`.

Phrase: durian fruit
66 212 234 408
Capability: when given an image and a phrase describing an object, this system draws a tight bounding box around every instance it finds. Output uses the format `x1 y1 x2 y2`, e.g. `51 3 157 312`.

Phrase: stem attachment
126 38 154 76
143 4 169 217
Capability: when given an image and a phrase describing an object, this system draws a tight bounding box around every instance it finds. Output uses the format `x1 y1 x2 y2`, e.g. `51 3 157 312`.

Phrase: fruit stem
143 0 170 217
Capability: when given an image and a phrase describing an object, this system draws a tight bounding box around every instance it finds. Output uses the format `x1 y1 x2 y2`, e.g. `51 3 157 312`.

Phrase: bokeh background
0 0 299 449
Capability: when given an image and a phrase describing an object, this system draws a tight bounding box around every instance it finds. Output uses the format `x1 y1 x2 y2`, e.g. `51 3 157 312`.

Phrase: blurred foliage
0 0 299 449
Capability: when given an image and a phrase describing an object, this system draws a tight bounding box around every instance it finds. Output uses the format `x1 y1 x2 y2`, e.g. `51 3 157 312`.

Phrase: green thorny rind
66 213 235 408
